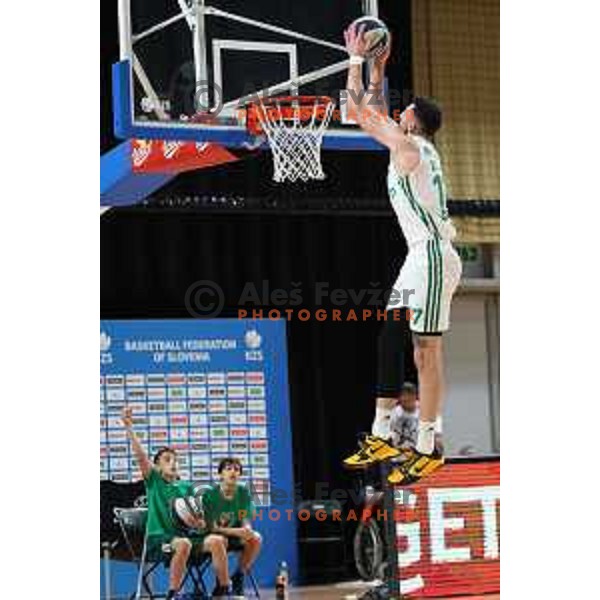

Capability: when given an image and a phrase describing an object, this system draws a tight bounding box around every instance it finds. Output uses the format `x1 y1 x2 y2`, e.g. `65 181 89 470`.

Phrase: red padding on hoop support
131 139 240 174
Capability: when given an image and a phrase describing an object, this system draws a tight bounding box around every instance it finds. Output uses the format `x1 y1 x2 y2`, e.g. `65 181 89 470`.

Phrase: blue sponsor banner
100 319 296 593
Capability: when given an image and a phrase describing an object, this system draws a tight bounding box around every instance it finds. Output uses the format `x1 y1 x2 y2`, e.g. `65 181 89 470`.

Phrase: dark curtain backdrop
101 209 415 502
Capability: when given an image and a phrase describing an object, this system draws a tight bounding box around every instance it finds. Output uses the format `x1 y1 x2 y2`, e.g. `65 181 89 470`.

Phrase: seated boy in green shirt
202 457 263 599
122 407 232 599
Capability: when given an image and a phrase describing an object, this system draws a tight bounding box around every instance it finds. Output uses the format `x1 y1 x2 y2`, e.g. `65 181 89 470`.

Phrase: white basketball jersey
387 136 457 248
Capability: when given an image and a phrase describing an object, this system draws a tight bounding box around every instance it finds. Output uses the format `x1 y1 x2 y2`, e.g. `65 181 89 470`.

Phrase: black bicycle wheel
353 519 385 581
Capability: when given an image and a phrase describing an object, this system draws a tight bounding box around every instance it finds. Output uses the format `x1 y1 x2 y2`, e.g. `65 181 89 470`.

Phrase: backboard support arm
192 0 210 111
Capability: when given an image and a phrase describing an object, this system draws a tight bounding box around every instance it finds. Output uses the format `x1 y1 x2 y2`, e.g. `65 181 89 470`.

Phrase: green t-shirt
145 468 195 538
202 484 255 530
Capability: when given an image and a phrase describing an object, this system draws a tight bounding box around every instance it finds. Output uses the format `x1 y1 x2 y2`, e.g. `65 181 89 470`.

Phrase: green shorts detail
147 532 207 559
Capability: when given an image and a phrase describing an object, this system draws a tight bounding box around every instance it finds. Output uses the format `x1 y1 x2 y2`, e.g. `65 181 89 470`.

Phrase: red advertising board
393 459 500 597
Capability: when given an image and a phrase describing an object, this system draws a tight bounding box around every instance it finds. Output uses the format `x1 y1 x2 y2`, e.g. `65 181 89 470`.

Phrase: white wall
442 295 498 455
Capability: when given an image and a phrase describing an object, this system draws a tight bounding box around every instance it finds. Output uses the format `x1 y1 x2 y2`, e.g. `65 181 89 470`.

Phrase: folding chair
114 497 209 599
193 537 261 599
115 496 262 599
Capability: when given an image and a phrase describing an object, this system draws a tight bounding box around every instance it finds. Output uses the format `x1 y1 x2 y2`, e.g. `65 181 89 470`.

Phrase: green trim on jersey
425 239 443 332
432 173 449 220
425 241 435 331
426 240 438 331
432 239 443 331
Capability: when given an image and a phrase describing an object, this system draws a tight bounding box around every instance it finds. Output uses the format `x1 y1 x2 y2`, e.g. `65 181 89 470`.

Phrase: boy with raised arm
122 407 232 598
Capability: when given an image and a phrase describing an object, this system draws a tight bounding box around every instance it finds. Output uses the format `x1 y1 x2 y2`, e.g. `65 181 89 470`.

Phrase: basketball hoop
245 96 335 183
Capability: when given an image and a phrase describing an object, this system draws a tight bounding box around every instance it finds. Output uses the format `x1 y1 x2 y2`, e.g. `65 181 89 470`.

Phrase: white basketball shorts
386 239 462 334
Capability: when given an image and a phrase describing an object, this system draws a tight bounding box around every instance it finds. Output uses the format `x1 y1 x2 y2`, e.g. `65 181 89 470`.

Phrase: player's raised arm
367 31 391 117
121 406 153 478
344 25 420 173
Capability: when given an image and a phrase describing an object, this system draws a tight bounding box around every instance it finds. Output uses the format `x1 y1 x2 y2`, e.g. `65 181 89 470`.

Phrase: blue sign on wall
100 318 297 594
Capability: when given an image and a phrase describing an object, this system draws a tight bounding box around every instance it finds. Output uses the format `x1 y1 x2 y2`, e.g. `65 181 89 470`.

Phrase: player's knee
173 538 192 555
205 535 228 555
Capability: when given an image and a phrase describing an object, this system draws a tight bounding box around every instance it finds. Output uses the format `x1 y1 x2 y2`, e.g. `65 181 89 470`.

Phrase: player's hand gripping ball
346 16 391 59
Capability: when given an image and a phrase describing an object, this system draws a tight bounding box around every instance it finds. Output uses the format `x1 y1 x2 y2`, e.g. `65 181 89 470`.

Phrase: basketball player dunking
342 24 462 484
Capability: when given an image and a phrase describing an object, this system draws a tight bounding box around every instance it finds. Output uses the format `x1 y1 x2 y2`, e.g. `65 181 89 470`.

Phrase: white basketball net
254 97 335 183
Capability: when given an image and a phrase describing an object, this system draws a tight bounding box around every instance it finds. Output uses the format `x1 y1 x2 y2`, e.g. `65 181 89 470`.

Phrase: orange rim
245 95 334 135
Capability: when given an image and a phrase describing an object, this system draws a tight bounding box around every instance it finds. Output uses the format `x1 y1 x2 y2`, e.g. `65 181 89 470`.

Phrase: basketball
171 496 204 531
349 16 391 59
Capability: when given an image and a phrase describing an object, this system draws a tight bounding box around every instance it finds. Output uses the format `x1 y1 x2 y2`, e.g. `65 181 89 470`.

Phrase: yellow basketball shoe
343 434 401 470
387 448 445 485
